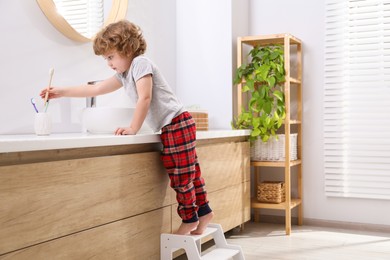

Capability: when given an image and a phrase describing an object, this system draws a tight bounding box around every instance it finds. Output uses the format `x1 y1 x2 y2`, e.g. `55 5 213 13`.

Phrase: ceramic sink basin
81 107 153 134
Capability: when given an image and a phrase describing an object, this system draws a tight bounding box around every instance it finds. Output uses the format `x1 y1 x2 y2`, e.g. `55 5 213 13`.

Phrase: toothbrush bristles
48 68 54 87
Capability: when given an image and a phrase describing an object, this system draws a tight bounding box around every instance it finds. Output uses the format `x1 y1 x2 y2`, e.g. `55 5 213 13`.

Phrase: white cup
34 113 52 136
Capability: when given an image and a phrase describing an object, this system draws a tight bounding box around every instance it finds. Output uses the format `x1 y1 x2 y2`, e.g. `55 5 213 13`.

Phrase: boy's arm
40 76 122 99
115 74 152 135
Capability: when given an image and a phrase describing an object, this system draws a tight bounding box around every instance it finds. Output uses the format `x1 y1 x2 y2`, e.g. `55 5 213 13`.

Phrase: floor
175 222 390 260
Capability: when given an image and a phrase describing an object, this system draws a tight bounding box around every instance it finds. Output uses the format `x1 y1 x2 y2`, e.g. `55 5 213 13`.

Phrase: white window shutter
324 0 390 200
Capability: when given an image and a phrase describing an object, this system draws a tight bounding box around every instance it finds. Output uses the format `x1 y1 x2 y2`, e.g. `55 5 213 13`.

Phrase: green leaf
277 118 283 128
273 90 284 101
265 116 271 127
251 128 261 137
264 101 272 114
252 90 260 99
253 117 261 128
270 52 279 60
256 99 264 111
266 76 276 87
242 85 250 92
274 111 279 120
249 98 259 112
246 79 254 92
259 64 271 80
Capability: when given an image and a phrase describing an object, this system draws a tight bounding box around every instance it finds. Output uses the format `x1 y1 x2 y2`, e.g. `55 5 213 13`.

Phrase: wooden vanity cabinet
0 136 250 259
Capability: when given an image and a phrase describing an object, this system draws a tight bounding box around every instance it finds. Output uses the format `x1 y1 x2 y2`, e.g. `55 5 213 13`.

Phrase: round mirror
36 0 128 42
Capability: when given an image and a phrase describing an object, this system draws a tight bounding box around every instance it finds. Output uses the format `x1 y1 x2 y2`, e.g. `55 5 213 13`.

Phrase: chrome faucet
86 81 99 107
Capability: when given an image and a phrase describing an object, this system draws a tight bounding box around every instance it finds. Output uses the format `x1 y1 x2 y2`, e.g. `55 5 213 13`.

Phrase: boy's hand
115 127 137 135
39 87 63 100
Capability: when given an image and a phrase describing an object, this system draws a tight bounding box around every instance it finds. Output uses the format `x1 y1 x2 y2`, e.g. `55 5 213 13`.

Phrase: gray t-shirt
116 56 185 132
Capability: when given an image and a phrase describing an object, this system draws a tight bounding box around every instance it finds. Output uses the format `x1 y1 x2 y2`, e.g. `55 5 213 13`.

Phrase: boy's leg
192 155 211 214
160 113 200 234
161 151 199 231
190 155 213 235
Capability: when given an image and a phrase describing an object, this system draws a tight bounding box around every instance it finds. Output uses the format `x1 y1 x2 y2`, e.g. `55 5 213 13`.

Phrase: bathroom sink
81 107 153 134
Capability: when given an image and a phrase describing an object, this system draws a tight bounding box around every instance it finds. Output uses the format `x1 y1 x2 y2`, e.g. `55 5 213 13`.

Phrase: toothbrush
44 68 54 112
30 98 39 113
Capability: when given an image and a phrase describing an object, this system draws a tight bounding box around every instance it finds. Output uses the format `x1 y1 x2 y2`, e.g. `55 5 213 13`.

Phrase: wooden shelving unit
236 33 302 235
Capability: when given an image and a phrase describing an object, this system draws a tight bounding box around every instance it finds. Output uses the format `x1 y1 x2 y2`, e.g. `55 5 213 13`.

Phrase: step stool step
202 248 240 260
190 227 218 242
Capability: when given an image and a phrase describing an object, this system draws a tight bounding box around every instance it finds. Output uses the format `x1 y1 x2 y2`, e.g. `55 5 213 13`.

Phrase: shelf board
289 77 301 84
237 77 301 86
288 120 302 125
251 159 301 167
239 33 302 46
251 198 302 210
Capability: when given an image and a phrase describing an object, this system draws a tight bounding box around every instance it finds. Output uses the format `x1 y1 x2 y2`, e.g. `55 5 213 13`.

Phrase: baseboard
303 218 390 233
252 214 390 233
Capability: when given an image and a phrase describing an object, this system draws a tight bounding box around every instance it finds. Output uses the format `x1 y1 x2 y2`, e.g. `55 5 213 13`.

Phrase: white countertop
0 130 250 153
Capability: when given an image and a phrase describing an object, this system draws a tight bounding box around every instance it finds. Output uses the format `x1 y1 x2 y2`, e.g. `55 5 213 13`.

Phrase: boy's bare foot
190 212 214 235
175 221 199 235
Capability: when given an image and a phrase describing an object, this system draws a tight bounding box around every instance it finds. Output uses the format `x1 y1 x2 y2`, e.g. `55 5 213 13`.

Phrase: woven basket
257 181 286 203
251 133 298 161
188 111 208 131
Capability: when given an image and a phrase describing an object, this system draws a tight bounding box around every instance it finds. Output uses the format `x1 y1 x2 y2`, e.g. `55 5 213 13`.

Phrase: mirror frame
36 0 128 42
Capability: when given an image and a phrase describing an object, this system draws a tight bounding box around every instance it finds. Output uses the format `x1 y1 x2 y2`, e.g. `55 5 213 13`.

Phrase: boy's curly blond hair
93 20 147 58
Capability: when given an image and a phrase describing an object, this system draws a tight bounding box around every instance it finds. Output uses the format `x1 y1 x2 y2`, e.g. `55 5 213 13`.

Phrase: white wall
0 0 176 134
175 0 249 129
176 0 231 129
249 0 390 226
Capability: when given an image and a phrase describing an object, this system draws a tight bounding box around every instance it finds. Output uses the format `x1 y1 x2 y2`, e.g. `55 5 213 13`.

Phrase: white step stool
160 223 245 260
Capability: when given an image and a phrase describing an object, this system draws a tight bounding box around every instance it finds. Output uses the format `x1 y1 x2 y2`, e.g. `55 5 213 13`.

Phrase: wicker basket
251 133 298 161
257 181 286 203
188 110 208 131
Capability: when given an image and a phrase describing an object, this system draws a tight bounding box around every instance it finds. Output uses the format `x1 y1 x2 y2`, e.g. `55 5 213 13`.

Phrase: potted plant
232 44 286 142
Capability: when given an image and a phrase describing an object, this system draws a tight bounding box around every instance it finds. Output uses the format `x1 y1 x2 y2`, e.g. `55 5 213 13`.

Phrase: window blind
324 0 390 200
54 0 104 38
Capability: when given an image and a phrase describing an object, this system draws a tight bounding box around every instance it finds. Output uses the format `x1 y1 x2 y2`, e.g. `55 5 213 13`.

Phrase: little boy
40 20 213 235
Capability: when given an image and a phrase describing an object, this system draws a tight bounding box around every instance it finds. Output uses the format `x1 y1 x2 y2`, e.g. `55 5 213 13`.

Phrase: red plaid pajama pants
160 111 211 223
